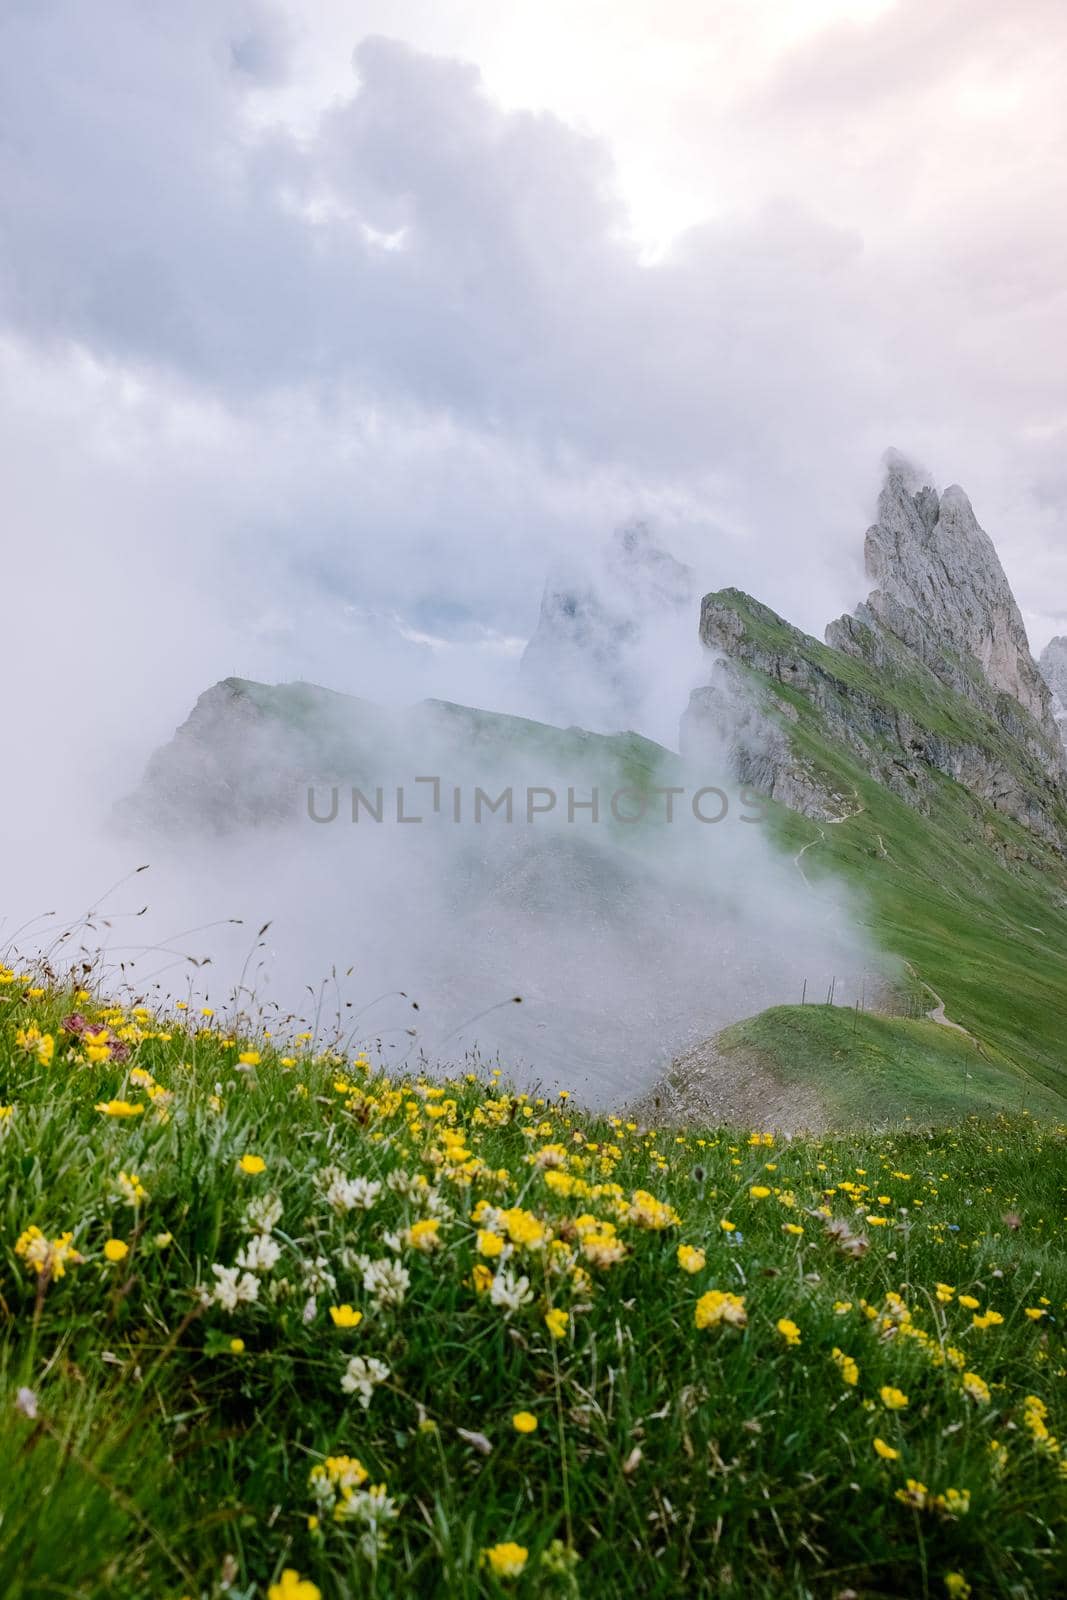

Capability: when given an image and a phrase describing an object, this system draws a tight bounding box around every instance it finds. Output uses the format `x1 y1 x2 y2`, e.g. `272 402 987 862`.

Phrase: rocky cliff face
1040 637 1067 745
520 520 698 734
683 456 1067 850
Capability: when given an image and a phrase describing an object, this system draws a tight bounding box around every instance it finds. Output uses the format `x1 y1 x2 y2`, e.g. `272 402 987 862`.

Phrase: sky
2 0 1066 774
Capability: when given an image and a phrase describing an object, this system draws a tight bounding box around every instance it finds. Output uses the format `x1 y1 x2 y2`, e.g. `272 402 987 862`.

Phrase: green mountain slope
691 587 1067 1112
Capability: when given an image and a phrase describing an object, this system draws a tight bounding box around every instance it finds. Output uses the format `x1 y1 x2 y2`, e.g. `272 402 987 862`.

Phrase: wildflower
833 1300 853 1315
962 1371 990 1404
832 1347 859 1386
238 1050 261 1066
489 1267 534 1313
405 1217 442 1253
935 1282 955 1303
482 1543 528 1580
873 1437 899 1460
329 1304 363 1329
154 1232 173 1248
360 1257 411 1309
341 1354 390 1408
268 1572 320 1600
15 1227 79 1279
15 1026 54 1066
776 1317 802 1346
957 1294 979 1310
880 1385 909 1410
502 1207 549 1249
321 1168 380 1212
236 1233 281 1273
208 1264 260 1311
895 1478 929 1510
244 1193 283 1233
695 1290 747 1331
512 1411 538 1433
238 1154 266 1175
545 1307 569 1340
95 1100 144 1118
103 1239 129 1264
719 1219 737 1232
478 1229 505 1258
1025 1307 1046 1321
677 1244 706 1274
749 1185 771 1199
116 1171 148 1206
229 1338 245 1354
782 1222 804 1236
944 1576 971 1600
627 1189 680 1229
472 1263 494 1293
972 1309 1004 1330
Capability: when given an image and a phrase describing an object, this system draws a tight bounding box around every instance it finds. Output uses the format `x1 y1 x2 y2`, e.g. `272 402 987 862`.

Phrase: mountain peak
833 455 1060 745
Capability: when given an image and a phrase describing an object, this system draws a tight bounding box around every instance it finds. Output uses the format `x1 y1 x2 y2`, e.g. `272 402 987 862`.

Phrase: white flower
210 1265 260 1311
301 1255 337 1296
341 1354 390 1408
489 1266 533 1313
361 1256 411 1309
243 1193 283 1234
236 1233 281 1274
15 1387 38 1419
385 1168 414 1196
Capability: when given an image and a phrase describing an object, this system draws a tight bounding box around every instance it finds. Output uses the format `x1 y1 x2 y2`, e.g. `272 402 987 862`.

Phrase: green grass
718 1006 1066 1126
2 976 1067 1598
701 592 1067 1110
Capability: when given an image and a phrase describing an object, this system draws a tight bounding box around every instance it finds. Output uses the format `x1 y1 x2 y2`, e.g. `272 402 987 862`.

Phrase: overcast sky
3 0 1066 774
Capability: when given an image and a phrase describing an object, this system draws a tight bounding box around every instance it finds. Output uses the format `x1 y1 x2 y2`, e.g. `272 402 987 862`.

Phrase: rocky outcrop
521 520 697 732
683 456 1067 850
1040 637 1067 745
826 453 1064 773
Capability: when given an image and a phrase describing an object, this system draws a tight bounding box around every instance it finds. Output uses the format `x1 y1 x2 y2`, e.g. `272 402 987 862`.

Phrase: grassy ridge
2 974 1066 1597
718 1007 1067 1126
701 590 1067 1110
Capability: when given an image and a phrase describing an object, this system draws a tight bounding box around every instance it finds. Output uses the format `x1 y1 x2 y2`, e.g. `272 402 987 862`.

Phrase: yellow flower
329 1304 363 1329
238 1154 266 1175
478 1229 505 1258
776 1317 802 1346
832 1347 859 1386
873 1437 899 1461
695 1290 747 1331
880 1386 909 1411
782 1222 804 1236
1024 1307 1046 1321
749 1185 771 1199
229 1338 246 1354
545 1307 569 1340
238 1050 261 1066
482 1543 528 1579
512 1411 538 1434
719 1219 737 1233
957 1294 980 1310
95 1100 144 1118
103 1239 129 1264
677 1244 706 1274
944 1576 971 1600
268 1571 321 1600
155 1232 173 1248
935 1282 955 1303
472 1263 494 1294
962 1371 990 1404
407 1217 442 1252
972 1309 1004 1331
